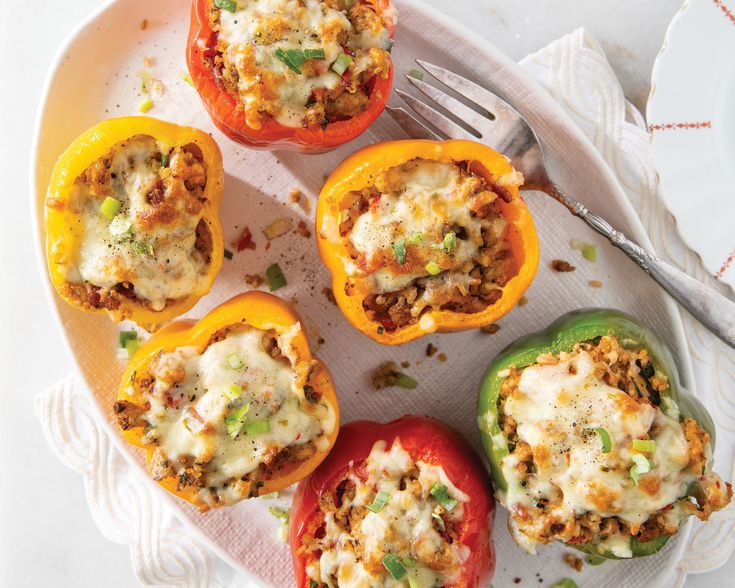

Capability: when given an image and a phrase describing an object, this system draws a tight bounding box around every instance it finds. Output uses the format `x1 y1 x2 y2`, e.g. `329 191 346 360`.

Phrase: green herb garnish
429 483 457 511
266 263 287 291
244 419 271 435
275 48 306 74
439 231 457 252
406 231 423 245
226 353 244 370
592 427 612 453
632 439 656 453
100 196 121 220
268 506 290 523
394 372 417 389
214 0 237 13
224 403 250 437
392 239 407 264
304 48 326 60
223 384 243 401
331 53 353 75
366 490 391 513
425 261 442 275
382 554 407 581
133 240 154 255
630 453 654 485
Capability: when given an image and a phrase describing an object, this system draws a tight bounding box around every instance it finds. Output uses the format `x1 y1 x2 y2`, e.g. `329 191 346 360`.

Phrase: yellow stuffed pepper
114 291 340 511
316 139 539 345
45 116 224 330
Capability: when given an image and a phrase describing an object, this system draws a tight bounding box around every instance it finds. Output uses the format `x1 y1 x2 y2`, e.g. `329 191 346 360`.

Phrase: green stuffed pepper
478 309 732 559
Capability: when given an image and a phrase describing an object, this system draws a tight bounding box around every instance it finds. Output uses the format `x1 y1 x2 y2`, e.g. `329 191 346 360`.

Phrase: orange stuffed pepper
45 116 224 330
186 0 395 152
114 292 340 511
316 139 539 345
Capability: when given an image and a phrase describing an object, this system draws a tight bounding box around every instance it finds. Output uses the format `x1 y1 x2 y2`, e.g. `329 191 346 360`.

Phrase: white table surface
0 0 730 586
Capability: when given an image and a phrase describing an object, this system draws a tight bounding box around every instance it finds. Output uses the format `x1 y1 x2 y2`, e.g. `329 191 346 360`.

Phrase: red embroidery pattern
715 248 735 278
713 0 735 26
649 121 712 132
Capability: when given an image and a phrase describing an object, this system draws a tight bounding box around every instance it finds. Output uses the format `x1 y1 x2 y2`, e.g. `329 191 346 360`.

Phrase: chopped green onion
429 483 457 512
125 338 141 356
425 261 442 275
244 419 271 436
439 231 457 252
550 580 578 588
119 330 138 348
223 248 234 260
160 152 170 168
382 554 407 581
214 0 237 13
431 511 445 531
309 581 319 588
392 239 407 264
408 68 424 81
223 384 243 401
100 196 121 220
406 231 423 245
632 439 656 453
133 240 154 255
109 215 132 236
275 48 306 74
179 71 195 87
304 48 326 60
394 372 417 389
266 263 287 291
570 238 597 262
407 577 420 588
630 453 654 485
226 353 244 369
268 506 290 523
137 98 154 113
401 557 416 568
224 403 250 437
592 427 612 453
331 53 353 75
366 490 391 513
585 554 607 566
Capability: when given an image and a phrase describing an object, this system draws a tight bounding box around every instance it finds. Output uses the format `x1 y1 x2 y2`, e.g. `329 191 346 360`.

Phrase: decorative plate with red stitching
648 0 735 290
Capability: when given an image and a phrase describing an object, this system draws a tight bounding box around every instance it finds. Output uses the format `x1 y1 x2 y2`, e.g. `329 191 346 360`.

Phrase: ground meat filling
498 335 733 554
114 324 333 507
301 439 469 587
339 158 518 331
208 0 392 129
61 135 211 314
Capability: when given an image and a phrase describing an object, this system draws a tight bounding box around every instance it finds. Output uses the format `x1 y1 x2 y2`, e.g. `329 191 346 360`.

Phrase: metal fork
388 60 735 349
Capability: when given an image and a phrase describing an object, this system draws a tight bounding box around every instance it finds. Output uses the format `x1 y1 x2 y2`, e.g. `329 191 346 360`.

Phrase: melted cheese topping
347 159 512 294
500 351 697 556
217 0 391 127
70 136 208 310
136 325 335 507
308 439 470 587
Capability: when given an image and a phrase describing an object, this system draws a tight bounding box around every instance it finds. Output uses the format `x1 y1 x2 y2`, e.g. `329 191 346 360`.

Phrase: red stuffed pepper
187 0 395 152
290 416 495 587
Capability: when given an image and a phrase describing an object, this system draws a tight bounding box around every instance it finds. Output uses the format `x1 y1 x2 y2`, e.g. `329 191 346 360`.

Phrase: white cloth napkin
35 28 735 588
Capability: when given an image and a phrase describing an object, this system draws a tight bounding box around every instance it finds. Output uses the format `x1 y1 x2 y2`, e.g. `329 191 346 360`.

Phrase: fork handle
546 185 735 349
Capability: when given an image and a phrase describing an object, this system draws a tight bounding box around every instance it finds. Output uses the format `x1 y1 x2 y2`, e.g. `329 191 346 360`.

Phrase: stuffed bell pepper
290 416 495 587
477 309 732 559
317 139 539 345
186 0 395 152
114 292 339 511
45 116 224 330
